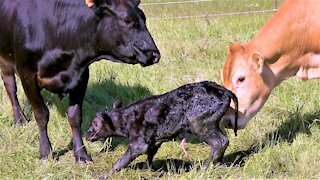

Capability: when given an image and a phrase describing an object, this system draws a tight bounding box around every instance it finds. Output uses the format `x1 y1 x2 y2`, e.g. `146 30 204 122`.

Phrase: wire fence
141 0 213 6
140 0 282 20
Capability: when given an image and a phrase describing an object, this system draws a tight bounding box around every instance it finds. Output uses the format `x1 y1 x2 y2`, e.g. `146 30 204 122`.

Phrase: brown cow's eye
238 76 245 83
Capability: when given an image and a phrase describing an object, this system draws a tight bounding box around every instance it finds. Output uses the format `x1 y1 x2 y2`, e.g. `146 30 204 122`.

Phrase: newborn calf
85 81 238 174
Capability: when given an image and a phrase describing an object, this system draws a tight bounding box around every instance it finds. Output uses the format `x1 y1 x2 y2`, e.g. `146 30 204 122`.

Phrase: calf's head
85 112 113 142
89 0 160 66
221 43 275 129
85 100 123 142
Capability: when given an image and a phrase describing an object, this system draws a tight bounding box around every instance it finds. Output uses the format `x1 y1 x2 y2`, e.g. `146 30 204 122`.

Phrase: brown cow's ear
228 43 244 54
251 52 264 73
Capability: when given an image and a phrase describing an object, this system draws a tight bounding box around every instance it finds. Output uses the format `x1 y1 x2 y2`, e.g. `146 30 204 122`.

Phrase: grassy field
1 0 320 179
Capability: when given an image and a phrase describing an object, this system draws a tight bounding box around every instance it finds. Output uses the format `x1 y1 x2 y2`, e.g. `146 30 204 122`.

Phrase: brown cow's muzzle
221 108 248 130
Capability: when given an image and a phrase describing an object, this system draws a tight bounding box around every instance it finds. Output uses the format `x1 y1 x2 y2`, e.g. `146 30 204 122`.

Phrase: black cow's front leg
19 72 51 159
0 61 27 125
68 68 92 163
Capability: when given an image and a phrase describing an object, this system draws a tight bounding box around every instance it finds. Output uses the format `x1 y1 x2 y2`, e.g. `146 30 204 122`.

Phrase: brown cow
221 0 320 129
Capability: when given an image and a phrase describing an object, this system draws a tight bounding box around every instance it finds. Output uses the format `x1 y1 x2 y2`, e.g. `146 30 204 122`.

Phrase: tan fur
85 0 94 7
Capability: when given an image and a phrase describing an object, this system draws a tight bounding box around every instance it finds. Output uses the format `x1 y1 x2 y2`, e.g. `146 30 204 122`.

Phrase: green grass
2 0 320 179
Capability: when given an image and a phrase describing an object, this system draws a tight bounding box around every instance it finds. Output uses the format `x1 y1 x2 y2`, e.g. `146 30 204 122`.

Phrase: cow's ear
113 99 123 109
92 117 103 131
251 52 265 73
85 0 95 7
132 0 141 6
228 43 244 54
103 113 115 131
86 0 117 16
85 0 111 7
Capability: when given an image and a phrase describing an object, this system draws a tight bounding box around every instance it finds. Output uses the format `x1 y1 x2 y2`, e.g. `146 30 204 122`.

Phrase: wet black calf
85 81 238 175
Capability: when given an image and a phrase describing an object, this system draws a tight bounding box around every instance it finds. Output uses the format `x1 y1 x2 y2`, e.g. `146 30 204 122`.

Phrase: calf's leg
201 131 229 169
146 143 161 167
67 68 92 162
190 115 229 169
111 140 149 173
0 61 27 125
99 141 148 179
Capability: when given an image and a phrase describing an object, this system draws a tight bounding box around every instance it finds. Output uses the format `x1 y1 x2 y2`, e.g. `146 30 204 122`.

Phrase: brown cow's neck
246 2 298 63
244 0 319 86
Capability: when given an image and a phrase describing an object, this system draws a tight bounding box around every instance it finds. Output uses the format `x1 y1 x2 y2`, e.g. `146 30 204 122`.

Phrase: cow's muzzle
142 50 160 66
132 44 160 66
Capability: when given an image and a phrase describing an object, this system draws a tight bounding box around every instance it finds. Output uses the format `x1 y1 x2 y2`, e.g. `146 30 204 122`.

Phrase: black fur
0 0 160 162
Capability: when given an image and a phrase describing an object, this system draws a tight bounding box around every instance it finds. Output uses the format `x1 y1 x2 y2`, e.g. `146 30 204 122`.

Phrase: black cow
0 0 160 163
85 81 238 177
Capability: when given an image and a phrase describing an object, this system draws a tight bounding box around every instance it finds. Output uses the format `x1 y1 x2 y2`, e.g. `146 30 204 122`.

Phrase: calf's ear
113 100 123 109
93 118 103 131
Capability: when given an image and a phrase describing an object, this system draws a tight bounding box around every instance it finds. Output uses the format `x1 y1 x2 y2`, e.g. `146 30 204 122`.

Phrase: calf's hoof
75 151 92 163
99 172 110 180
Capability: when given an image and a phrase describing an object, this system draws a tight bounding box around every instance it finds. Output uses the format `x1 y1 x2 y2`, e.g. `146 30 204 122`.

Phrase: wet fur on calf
86 81 238 175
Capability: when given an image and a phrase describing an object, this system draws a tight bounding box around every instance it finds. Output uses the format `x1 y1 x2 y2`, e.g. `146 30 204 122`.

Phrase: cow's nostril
227 121 233 128
222 118 233 129
151 51 160 64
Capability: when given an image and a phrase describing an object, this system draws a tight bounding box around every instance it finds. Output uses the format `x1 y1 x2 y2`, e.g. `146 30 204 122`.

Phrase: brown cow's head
89 0 160 66
221 43 275 129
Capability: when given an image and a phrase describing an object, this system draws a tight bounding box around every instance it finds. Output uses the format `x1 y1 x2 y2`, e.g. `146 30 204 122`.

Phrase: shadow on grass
98 137 129 153
223 107 320 166
42 78 153 130
53 140 73 161
129 159 194 173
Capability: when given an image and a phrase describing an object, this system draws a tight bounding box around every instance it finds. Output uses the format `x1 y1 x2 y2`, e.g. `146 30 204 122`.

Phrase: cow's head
87 0 160 66
221 43 275 129
85 112 113 142
85 100 124 142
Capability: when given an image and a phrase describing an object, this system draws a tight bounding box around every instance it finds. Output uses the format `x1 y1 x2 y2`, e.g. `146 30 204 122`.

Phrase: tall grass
1 0 320 179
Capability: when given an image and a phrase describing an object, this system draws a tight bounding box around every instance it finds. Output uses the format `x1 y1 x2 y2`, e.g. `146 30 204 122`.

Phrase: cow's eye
237 76 246 84
120 19 135 28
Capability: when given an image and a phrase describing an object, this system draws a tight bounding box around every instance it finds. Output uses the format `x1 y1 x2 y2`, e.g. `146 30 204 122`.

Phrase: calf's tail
226 91 238 136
